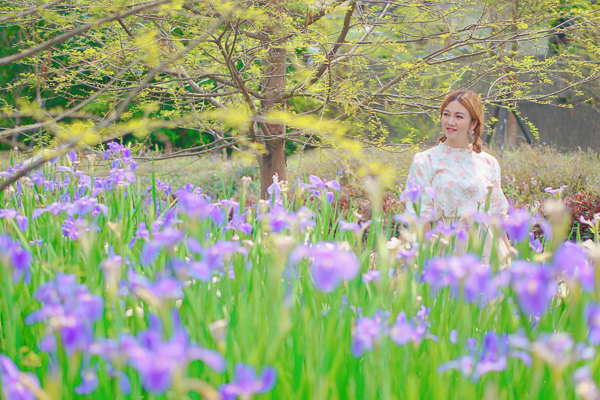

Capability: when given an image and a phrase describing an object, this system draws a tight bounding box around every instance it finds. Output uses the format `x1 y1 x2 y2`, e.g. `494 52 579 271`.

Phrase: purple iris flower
174 182 197 197
544 185 568 195
67 151 78 163
300 175 340 203
0 208 16 219
398 245 418 260
140 227 185 266
140 241 162 266
129 222 150 248
88 335 137 395
339 220 360 233
362 270 381 284
459 261 493 304
267 174 282 203
31 170 45 185
531 332 595 373
307 175 326 190
529 232 543 253
104 142 134 166
44 180 57 192
259 205 316 234
449 330 458 344
188 241 248 282
0 209 29 232
108 167 136 186
438 331 530 382
225 212 253 235
290 242 359 292
501 208 533 242
154 226 184 247
1 354 42 400
400 179 423 203
585 303 600 345
219 199 240 215
69 196 108 217
260 205 290 233
121 147 131 159
389 307 432 347
339 219 371 237
126 310 226 394
208 204 227 226
74 367 99 395
351 310 389 358
552 242 594 292
219 363 278 400
400 179 437 214
425 220 460 241
186 237 203 254
42 202 64 217
510 261 556 317
126 270 184 305
16 215 28 232
176 192 212 219
0 235 32 284
421 255 498 304
24 274 104 355
146 178 172 197
61 218 80 241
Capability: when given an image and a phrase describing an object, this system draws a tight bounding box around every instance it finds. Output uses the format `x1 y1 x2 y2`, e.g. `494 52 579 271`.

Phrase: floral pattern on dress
404 141 509 221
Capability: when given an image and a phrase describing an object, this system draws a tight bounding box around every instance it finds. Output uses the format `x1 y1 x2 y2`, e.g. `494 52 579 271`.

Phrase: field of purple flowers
1 142 600 399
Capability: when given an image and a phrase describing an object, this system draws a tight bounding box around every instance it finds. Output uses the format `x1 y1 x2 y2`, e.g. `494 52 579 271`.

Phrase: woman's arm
501 232 512 250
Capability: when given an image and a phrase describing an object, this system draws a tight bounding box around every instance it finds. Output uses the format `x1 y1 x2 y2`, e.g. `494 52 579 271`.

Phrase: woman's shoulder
476 149 501 167
412 144 440 160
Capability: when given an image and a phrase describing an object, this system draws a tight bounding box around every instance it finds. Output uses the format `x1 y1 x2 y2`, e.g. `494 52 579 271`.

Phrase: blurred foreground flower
573 366 600 400
552 242 594 292
0 208 28 232
1 354 45 400
351 310 389 358
421 254 507 305
125 269 184 307
390 306 435 347
352 307 435 358
585 302 600 345
24 274 104 355
532 332 595 375
510 261 556 317
113 310 226 394
219 363 277 400
0 235 32 284
438 332 531 382
290 242 359 292
501 208 534 242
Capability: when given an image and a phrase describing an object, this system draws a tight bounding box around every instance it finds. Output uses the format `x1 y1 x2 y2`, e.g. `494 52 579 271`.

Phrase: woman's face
441 100 477 140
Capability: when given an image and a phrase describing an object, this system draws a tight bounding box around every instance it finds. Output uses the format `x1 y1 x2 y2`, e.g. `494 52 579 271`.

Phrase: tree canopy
0 0 599 195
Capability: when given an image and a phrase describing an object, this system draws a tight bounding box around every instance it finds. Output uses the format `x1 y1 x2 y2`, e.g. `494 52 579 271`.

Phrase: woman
404 89 512 262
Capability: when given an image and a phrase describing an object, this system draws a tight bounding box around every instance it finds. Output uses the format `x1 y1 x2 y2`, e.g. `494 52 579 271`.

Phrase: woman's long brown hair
438 90 484 153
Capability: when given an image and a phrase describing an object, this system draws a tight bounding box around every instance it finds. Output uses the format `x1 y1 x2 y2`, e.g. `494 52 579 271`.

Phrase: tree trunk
506 111 518 149
259 44 287 198
258 135 287 197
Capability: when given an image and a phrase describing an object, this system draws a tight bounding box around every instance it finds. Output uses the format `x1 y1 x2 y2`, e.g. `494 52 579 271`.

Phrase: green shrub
490 144 600 206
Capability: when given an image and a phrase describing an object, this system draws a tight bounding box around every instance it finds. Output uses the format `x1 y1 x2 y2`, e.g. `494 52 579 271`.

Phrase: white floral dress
404 141 510 260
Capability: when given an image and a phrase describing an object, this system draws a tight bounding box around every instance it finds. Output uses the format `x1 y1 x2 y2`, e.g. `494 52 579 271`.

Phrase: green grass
0 146 599 399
